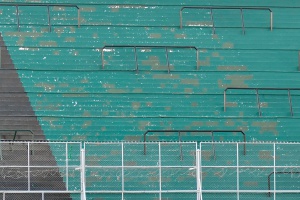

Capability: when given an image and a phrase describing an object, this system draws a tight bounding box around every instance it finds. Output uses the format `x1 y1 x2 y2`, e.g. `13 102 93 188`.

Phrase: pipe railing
180 6 273 34
0 130 34 160
143 130 246 160
224 87 300 117
101 45 200 73
0 3 80 32
268 171 300 197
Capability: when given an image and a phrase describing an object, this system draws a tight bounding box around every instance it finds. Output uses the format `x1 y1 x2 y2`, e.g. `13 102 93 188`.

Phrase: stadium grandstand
0 0 299 199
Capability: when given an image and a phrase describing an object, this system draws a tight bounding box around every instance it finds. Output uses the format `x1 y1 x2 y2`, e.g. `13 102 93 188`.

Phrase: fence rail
180 6 273 34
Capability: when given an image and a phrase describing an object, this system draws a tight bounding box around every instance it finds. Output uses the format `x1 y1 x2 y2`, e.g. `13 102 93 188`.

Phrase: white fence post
80 147 86 200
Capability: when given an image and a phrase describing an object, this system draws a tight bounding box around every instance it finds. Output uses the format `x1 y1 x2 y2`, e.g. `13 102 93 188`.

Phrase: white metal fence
0 141 299 200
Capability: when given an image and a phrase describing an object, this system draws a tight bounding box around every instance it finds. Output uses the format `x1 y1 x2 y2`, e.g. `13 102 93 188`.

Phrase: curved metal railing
0 3 80 32
180 6 273 34
101 45 200 73
224 87 300 117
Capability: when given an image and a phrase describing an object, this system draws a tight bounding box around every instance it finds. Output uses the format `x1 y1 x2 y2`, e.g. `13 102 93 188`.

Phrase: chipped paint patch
222 42 234 49
218 66 248 71
212 52 220 57
191 102 198 107
35 83 55 91
132 102 141 110
39 41 57 47
199 57 210 66
65 37 76 42
152 74 179 79
186 21 213 27
107 89 128 93
259 151 273 160
184 88 193 94
102 84 115 89
226 102 238 107
81 121 92 129
149 33 161 38
132 88 143 93
252 121 278 135
175 34 186 39
80 7 96 12
180 79 199 86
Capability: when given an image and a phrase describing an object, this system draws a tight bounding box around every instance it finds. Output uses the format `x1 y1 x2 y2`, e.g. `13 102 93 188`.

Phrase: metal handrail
0 3 80 32
180 6 273 34
267 171 300 197
0 129 34 141
224 87 300 117
143 130 246 160
101 45 200 73
0 129 34 160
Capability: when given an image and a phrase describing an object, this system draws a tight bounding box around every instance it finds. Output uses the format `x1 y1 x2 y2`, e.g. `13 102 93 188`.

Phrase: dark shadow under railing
224 87 300 117
143 130 246 160
0 3 80 32
180 6 273 34
268 171 300 197
101 45 199 73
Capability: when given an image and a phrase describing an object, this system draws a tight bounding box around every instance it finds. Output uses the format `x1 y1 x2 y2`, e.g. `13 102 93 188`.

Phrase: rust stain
184 88 193 94
102 84 115 88
83 111 91 117
199 57 210 67
132 88 143 93
53 6 65 11
212 52 220 57
53 50 60 55
226 102 238 107
191 102 198 107
164 106 171 111
252 121 278 136
225 119 235 126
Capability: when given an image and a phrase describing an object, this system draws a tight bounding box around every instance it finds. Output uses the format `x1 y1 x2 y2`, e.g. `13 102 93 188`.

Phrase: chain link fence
199 142 300 200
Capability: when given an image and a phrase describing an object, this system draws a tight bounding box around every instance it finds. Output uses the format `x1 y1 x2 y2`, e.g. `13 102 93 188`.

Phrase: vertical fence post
80 146 86 200
273 143 276 200
66 143 69 191
199 143 202 200
28 142 30 191
236 143 239 200
121 143 124 200
159 142 162 200
270 11 273 31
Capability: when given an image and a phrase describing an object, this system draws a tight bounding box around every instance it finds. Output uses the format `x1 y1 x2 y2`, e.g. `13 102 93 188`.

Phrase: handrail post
298 51 300 71
240 8 245 35
165 47 170 74
16 5 20 32
196 49 199 70
243 133 246 155
143 132 147 155
180 9 183 29
178 131 183 161
224 90 227 112
134 46 138 73
211 131 216 160
256 89 262 117
47 5 51 32
210 8 215 34
78 8 80 28
288 89 293 116
270 11 273 31
101 48 105 69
